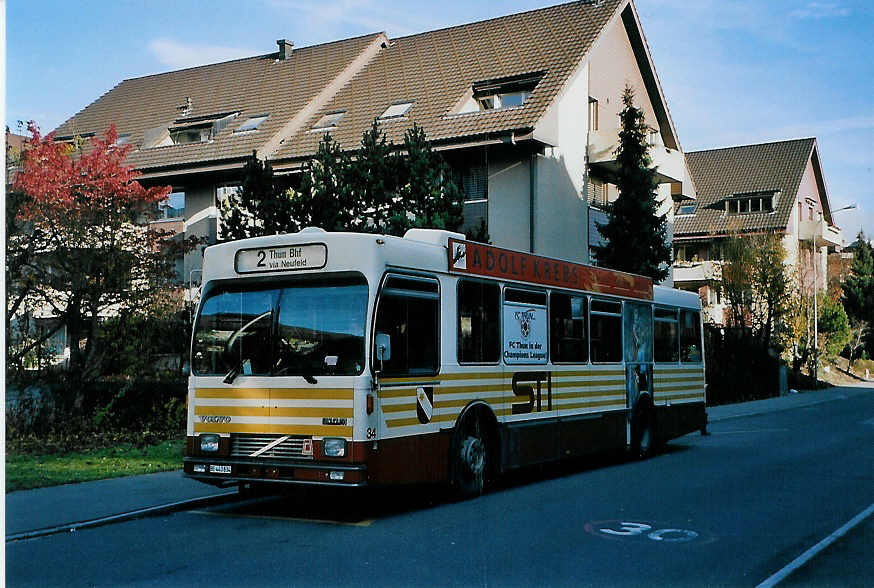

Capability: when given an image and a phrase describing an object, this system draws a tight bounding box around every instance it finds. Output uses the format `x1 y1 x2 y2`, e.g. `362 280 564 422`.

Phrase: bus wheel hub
461 437 484 475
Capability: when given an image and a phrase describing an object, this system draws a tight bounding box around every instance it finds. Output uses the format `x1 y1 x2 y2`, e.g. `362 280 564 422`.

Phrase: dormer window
311 111 345 132
168 111 239 145
379 101 414 120
235 115 269 133
725 191 778 215
458 71 545 114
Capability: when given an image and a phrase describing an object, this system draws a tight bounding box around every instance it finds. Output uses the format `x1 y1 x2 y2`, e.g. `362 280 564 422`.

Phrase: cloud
147 39 258 70
790 2 850 19
264 0 417 37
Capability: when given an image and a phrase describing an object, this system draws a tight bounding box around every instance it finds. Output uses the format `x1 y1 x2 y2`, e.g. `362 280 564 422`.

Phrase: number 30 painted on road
600 522 699 543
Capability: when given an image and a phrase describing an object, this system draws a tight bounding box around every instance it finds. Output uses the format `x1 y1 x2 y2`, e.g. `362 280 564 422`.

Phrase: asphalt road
7 392 874 587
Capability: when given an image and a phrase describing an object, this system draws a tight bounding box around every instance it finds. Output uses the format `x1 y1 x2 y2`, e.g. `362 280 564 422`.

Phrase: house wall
586 15 659 140
787 157 830 290
488 153 532 253
182 182 218 284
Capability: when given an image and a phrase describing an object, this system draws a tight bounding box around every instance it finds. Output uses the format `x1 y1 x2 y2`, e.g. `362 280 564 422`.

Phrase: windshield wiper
223 361 242 384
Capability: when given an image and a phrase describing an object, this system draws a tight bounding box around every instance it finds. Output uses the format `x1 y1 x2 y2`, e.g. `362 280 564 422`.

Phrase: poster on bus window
503 303 547 364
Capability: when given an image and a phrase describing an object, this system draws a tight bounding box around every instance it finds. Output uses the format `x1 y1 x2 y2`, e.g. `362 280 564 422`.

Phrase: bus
184 228 706 496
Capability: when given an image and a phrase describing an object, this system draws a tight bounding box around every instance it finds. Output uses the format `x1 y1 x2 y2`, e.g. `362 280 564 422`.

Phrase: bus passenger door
370 275 442 484
623 302 654 445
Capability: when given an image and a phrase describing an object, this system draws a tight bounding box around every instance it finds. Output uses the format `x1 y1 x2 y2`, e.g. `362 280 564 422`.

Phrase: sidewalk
6 383 872 537
706 383 873 423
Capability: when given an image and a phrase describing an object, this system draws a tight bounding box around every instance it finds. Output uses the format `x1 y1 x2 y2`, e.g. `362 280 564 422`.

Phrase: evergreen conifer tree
220 151 293 240
590 86 671 282
842 231 874 331
222 120 464 239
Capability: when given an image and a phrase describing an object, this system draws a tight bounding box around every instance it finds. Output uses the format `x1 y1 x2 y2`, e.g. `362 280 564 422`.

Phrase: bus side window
550 292 587 363
680 310 702 363
375 276 440 376
590 299 622 363
458 280 500 363
654 308 679 363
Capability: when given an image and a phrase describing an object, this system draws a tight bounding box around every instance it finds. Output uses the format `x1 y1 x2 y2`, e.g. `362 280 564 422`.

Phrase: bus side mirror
375 332 391 363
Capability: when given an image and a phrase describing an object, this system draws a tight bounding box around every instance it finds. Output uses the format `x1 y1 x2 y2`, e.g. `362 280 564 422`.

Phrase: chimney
276 39 293 60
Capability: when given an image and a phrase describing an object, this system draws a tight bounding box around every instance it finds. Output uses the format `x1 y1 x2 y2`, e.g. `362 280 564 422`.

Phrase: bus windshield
192 276 368 378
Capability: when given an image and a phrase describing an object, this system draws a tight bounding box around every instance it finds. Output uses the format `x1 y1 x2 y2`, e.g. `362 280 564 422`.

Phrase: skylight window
676 204 696 216
235 115 269 133
311 111 345 132
379 101 414 120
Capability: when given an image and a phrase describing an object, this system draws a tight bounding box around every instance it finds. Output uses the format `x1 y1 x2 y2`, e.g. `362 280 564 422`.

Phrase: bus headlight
200 434 220 453
323 438 346 457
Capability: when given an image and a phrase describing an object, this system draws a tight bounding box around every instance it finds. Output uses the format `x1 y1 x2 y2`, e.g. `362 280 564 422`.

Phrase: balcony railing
798 218 843 248
672 260 722 284
588 129 689 191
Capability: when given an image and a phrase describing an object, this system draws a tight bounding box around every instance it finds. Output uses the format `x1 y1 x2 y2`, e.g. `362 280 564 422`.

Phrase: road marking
756 502 874 588
189 509 375 527
586 520 707 544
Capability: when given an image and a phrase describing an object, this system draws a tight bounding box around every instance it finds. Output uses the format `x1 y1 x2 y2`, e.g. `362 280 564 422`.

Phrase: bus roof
201 228 694 308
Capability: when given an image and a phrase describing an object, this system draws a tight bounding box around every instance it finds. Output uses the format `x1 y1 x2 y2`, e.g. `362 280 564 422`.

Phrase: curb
6 490 238 543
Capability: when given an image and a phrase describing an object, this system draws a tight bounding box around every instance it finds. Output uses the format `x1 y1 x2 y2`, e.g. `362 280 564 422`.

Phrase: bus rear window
192 276 368 377
680 310 702 363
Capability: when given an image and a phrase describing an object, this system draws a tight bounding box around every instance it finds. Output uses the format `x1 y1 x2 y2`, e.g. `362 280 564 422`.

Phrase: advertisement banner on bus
448 239 652 300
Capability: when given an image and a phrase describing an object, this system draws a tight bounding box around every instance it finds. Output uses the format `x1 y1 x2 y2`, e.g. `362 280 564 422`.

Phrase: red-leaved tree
8 122 194 387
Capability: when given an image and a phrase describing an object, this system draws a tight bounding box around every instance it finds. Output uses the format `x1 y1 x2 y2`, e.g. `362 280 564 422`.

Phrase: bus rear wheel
451 412 489 498
631 399 657 459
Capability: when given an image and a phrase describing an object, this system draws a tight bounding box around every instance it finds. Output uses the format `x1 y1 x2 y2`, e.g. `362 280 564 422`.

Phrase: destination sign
235 243 327 274
448 238 652 300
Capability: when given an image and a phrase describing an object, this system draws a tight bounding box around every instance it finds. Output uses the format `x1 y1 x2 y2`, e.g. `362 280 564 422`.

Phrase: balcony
798 218 843 249
588 129 688 187
672 260 722 285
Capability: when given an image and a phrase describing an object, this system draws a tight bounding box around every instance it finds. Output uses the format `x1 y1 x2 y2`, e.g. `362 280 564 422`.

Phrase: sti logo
452 243 467 270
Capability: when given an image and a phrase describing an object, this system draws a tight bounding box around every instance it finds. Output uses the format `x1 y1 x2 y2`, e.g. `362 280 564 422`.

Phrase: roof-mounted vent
177 97 192 117
277 39 293 60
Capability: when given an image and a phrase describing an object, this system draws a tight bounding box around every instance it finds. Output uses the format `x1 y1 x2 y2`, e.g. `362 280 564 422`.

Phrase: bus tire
631 397 657 459
450 408 493 498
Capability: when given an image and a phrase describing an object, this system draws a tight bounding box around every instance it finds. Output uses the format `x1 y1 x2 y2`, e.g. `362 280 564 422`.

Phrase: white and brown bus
184 228 706 496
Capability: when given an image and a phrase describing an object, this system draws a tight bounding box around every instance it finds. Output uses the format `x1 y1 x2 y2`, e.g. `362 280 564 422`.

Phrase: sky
6 0 874 240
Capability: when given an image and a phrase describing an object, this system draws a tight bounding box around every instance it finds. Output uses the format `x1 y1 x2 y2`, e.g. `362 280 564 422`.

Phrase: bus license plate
210 465 231 474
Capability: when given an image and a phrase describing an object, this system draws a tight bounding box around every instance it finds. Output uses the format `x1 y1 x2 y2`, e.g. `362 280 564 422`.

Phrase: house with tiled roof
53 0 695 285
672 137 845 323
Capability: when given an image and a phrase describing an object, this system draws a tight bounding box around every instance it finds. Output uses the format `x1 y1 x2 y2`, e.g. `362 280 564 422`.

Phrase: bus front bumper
183 457 368 488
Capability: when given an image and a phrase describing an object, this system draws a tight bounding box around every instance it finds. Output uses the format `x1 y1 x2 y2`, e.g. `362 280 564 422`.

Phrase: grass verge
6 439 184 492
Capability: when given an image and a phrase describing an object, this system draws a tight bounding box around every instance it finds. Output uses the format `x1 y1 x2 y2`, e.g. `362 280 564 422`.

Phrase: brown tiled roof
53 0 624 172
675 138 816 238
273 0 623 160
53 33 385 171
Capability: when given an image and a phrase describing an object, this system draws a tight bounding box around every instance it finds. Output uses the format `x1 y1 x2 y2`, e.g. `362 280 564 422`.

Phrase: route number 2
600 522 698 543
